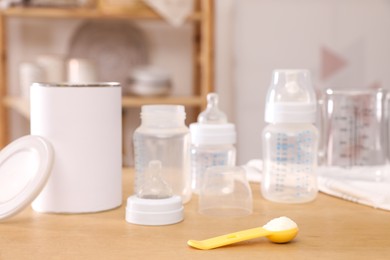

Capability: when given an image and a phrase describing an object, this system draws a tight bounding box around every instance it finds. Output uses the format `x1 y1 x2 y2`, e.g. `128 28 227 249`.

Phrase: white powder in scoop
262 216 298 231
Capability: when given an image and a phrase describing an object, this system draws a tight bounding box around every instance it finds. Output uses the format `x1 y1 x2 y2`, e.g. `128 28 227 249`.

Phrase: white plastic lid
190 123 236 145
265 70 317 123
0 135 54 221
126 195 184 226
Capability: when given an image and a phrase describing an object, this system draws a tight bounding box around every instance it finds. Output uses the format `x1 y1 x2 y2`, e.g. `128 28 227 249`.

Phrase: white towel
243 159 390 211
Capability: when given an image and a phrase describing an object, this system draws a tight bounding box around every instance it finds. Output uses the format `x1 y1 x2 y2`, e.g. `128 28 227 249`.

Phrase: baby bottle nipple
137 160 173 199
126 160 184 225
197 93 227 124
278 71 308 102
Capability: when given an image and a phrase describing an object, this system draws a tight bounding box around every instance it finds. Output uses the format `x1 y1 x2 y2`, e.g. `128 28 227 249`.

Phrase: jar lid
0 135 54 221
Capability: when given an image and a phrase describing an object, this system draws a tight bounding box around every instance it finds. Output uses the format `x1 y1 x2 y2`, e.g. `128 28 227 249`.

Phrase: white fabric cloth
144 0 194 27
243 159 390 211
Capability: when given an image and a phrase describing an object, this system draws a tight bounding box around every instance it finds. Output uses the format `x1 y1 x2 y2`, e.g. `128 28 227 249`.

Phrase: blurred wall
8 1 390 166
7 18 194 140
233 0 390 164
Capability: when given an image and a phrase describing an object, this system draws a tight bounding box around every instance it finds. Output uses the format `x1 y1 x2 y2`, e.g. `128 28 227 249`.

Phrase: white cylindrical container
30 82 122 213
133 105 192 203
262 70 318 204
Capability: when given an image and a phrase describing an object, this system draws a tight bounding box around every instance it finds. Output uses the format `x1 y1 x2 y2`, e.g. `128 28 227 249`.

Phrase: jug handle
317 92 327 166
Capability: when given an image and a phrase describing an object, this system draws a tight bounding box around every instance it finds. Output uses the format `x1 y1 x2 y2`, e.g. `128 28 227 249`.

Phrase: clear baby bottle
262 70 318 203
133 105 192 203
190 93 237 194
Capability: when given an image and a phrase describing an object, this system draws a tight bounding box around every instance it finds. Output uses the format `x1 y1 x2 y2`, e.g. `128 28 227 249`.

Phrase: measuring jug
319 88 388 181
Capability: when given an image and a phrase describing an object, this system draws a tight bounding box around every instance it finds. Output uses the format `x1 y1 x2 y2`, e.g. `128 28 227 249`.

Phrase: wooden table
1 169 390 259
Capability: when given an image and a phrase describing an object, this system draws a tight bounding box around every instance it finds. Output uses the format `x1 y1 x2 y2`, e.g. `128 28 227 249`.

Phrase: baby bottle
190 93 237 193
133 105 192 203
261 70 318 203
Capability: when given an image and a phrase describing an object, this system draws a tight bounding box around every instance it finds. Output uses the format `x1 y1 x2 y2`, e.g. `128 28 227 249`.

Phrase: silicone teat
198 93 227 124
273 70 310 102
137 160 173 199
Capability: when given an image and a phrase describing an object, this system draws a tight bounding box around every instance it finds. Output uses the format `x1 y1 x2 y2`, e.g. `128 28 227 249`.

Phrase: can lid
0 135 54 221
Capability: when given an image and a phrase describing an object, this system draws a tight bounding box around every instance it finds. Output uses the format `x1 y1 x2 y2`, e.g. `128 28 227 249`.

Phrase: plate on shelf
68 20 149 92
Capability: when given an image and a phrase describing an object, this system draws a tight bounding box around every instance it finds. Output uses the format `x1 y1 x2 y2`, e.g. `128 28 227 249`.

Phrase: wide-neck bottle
262 70 318 203
133 105 191 203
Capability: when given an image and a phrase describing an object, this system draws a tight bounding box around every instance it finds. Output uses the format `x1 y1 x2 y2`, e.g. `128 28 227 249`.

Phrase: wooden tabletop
1 169 390 259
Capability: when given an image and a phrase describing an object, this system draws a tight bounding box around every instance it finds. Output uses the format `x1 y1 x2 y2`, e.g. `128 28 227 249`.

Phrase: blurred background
2 0 390 165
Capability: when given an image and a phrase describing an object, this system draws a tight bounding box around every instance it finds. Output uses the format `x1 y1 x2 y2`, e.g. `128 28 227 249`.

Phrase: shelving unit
0 0 214 147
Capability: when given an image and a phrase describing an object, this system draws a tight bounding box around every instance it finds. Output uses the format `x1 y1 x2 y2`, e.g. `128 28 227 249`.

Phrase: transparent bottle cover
265 70 317 123
197 93 227 124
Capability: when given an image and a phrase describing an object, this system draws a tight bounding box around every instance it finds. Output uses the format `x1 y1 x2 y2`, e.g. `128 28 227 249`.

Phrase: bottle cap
265 70 317 123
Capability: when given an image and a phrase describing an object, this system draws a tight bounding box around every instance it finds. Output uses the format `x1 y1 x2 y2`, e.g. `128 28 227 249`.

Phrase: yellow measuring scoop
187 216 298 250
